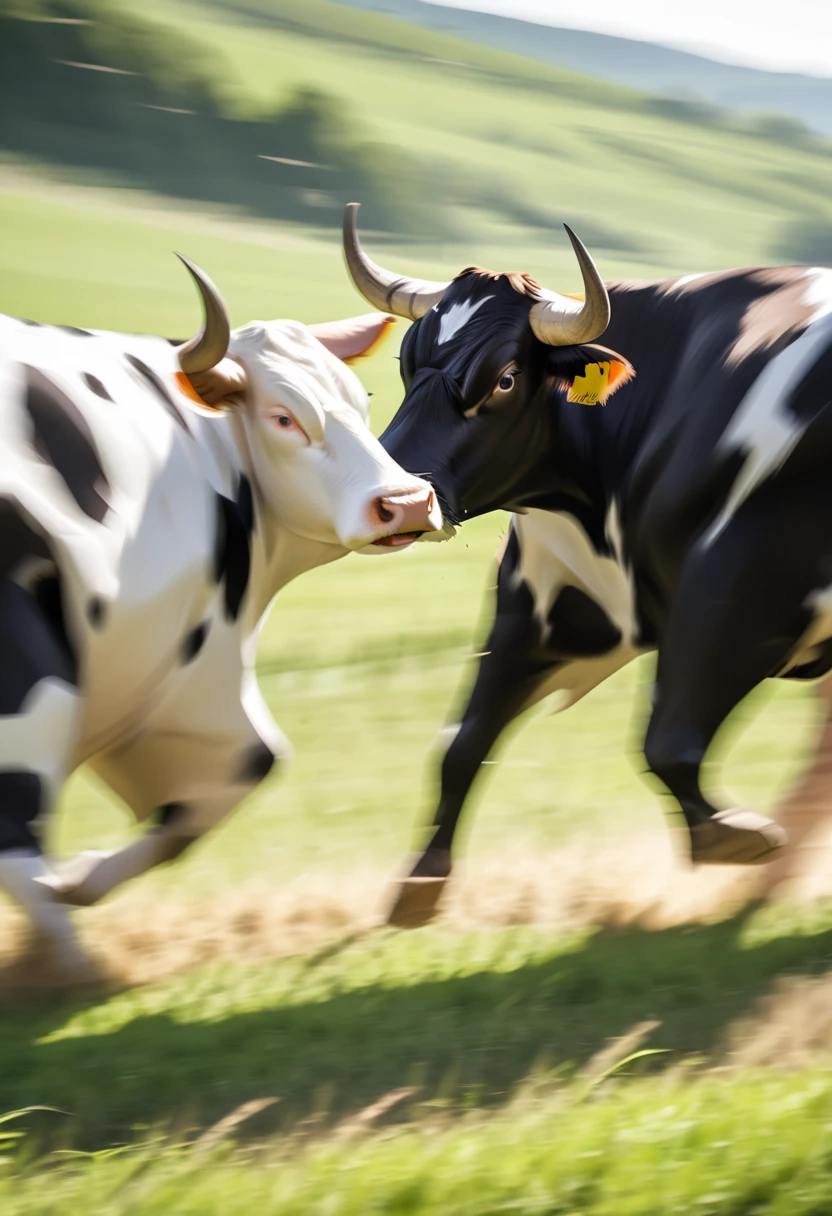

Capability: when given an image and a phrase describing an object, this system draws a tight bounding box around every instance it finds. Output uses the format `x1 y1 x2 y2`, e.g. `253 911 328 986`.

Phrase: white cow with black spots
0 257 442 982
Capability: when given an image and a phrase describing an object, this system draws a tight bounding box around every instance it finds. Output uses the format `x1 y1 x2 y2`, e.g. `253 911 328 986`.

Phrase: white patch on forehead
436 297 493 345
703 308 832 548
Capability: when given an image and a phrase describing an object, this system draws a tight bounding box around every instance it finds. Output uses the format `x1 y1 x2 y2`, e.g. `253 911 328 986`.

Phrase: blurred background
1 0 829 890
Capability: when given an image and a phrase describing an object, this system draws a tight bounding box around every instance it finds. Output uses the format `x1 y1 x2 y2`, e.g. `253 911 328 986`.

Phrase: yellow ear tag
567 361 610 406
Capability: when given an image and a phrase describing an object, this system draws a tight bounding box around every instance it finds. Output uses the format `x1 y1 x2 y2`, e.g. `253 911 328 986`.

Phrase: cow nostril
376 497 395 525
427 489 435 514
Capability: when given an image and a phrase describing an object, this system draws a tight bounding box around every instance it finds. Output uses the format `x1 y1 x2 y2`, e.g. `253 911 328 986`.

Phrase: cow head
173 256 443 553
341 205 634 527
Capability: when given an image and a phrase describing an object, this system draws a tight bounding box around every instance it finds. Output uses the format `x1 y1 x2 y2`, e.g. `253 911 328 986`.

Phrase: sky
432 0 832 77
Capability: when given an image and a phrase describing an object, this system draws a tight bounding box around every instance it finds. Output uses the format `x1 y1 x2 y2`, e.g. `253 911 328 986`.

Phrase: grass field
4 2 832 1208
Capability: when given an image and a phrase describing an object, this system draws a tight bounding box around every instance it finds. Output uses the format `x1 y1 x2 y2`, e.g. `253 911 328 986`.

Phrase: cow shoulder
509 508 640 652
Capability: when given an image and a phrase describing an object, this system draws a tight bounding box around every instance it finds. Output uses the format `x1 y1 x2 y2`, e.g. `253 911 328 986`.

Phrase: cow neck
224 412 345 632
542 280 685 528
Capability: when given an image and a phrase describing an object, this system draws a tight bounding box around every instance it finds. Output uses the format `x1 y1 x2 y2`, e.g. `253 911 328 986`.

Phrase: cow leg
642 509 811 865
388 639 552 928
47 686 290 906
389 529 631 926
0 580 99 983
43 809 196 908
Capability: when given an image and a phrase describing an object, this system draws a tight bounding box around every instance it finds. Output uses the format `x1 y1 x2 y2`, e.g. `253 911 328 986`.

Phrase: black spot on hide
124 354 189 432
545 585 623 658
58 325 93 337
157 801 188 826
0 496 51 582
236 474 254 538
0 772 43 852
33 574 77 678
20 319 42 328
23 366 110 522
87 596 106 628
0 578 76 714
213 475 254 622
82 373 113 402
236 742 276 784
153 802 195 859
180 621 209 664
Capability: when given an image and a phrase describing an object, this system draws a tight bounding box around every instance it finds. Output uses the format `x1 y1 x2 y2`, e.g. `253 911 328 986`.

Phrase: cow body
472 266 832 710
0 300 441 976
342 210 832 922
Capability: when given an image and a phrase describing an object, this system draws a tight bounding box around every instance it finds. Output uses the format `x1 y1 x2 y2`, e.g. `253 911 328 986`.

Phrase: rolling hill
334 0 832 136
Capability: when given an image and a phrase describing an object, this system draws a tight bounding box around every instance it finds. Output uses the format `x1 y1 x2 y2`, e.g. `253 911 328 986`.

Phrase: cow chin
414 519 457 544
357 533 424 556
357 520 456 555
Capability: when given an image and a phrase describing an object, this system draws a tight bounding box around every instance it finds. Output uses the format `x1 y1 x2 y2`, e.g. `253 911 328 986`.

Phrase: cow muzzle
365 487 442 550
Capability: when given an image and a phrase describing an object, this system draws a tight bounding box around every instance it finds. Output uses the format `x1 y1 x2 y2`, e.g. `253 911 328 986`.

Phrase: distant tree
743 112 814 145
644 95 726 126
774 218 832 266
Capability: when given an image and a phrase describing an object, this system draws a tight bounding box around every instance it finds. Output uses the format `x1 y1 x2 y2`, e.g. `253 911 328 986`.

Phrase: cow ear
309 314 397 364
175 360 248 410
548 343 635 406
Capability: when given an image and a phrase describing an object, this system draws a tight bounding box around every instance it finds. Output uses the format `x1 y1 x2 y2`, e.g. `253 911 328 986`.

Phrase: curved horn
528 225 610 346
175 253 231 374
343 203 450 320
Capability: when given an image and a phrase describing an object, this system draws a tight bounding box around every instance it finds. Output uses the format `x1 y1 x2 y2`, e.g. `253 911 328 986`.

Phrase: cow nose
370 488 436 535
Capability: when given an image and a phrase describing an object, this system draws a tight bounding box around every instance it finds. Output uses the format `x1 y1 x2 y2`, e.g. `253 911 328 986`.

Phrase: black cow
342 203 832 926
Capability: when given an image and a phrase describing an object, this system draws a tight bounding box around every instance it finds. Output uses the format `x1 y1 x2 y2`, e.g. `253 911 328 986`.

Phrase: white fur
436 297 492 345
704 303 832 547
511 505 644 712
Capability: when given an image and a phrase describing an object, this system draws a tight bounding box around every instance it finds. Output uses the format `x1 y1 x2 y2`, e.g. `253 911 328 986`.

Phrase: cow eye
493 368 518 395
267 407 310 443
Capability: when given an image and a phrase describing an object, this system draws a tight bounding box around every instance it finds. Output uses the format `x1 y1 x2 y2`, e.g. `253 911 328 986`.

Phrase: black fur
213 476 254 622
180 621 209 664
124 354 189 432
0 772 43 852
235 742 276 784
82 373 113 402
86 596 106 628
23 365 110 522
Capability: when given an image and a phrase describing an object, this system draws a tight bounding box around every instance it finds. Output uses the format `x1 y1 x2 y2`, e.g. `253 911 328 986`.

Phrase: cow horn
175 253 231 374
528 226 610 346
343 203 450 320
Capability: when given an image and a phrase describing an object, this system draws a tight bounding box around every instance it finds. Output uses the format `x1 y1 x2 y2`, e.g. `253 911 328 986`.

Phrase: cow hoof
36 852 109 907
386 877 448 928
15 935 107 991
49 953 106 990
689 809 787 865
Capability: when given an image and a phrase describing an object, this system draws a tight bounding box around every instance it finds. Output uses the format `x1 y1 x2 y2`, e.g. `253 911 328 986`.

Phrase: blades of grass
590 1048 671 1088
0 1106 72 1126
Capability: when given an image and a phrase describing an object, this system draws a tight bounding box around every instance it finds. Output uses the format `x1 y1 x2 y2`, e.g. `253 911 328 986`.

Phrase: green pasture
3 7 832 1201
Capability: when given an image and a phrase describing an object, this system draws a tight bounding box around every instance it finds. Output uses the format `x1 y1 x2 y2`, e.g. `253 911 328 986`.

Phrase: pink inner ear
308 314 396 363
